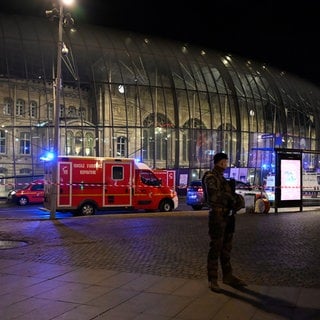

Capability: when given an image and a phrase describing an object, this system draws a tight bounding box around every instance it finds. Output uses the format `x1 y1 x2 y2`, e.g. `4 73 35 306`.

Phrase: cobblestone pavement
1 209 320 289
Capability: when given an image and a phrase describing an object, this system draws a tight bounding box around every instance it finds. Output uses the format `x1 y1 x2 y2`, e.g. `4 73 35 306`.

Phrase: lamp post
46 0 74 219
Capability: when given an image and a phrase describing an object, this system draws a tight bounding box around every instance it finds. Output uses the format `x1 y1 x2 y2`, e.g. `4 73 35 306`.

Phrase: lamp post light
46 0 74 219
249 109 255 132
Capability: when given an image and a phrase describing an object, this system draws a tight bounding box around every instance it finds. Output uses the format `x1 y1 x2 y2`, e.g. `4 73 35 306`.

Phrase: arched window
0 130 6 154
75 131 83 155
65 131 74 155
16 99 25 116
117 136 127 157
65 131 94 156
85 132 94 156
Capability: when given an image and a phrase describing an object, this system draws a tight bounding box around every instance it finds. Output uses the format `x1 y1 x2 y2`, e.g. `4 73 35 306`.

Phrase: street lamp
46 0 74 219
249 109 255 131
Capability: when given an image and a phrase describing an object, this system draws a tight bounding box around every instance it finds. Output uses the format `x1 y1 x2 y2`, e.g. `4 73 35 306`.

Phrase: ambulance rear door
58 161 72 207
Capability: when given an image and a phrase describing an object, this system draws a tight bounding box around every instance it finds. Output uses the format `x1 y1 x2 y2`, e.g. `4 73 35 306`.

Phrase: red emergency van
43 156 178 215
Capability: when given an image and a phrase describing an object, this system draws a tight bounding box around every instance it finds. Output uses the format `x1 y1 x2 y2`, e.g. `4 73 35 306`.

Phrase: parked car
7 179 44 206
186 179 268 211
186 180 205 210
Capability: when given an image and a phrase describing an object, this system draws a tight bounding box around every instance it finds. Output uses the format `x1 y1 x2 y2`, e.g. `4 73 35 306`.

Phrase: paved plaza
0 206 320 319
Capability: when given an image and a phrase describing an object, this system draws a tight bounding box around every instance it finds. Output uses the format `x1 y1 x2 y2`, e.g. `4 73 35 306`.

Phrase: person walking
202 152 246 293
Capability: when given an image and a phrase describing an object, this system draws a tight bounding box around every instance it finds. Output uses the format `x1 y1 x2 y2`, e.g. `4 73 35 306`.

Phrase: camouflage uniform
202 166 237 283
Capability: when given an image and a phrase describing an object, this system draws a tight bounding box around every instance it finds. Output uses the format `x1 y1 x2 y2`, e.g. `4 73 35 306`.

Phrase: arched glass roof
1 13 320 187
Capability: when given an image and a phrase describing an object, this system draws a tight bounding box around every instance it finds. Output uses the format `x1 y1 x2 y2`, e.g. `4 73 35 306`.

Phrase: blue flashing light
40 151 55 161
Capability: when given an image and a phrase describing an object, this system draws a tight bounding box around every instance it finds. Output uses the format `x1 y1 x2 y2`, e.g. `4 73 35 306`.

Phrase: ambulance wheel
18 196 28 206
159 199 173 212
79 203 96 216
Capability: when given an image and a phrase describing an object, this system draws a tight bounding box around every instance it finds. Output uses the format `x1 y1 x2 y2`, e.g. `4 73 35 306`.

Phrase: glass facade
0 13 320 189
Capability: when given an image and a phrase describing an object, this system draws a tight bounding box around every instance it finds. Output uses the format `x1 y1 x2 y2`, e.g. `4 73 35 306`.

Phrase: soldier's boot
209 279 222 293
223 274 247 287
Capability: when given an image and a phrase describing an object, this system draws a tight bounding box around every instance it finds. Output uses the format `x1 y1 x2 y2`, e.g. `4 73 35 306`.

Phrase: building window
59 105 65 118
20 132 31 154
20 168 32 175
78 107 86 118
67 131 94 156
29 101 37 118
0 167 8 174
3 97 12 115
75 131 83 155
0 130 6 154
117 136 127 157
85 132 94 156
16 99 25 116
68 106 77 118
47 103 53 120
65 131 74 155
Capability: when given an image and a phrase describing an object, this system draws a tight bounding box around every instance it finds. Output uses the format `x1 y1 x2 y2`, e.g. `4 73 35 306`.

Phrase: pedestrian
202 152 246 293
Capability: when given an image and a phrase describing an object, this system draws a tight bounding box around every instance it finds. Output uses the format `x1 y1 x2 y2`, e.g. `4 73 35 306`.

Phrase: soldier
202 152 246 293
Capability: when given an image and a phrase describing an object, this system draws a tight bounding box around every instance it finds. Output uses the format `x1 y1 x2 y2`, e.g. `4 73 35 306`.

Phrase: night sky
1 0 319 86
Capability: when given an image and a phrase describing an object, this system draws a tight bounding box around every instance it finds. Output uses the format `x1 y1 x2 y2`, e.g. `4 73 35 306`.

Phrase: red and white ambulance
43 156 178 215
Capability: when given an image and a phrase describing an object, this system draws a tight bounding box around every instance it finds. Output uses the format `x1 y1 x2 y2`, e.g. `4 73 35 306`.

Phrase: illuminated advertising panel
280 159 301 201
275 151 302 209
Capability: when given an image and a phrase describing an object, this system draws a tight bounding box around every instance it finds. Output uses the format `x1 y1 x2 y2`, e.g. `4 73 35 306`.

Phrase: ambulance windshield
140 170 161 186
